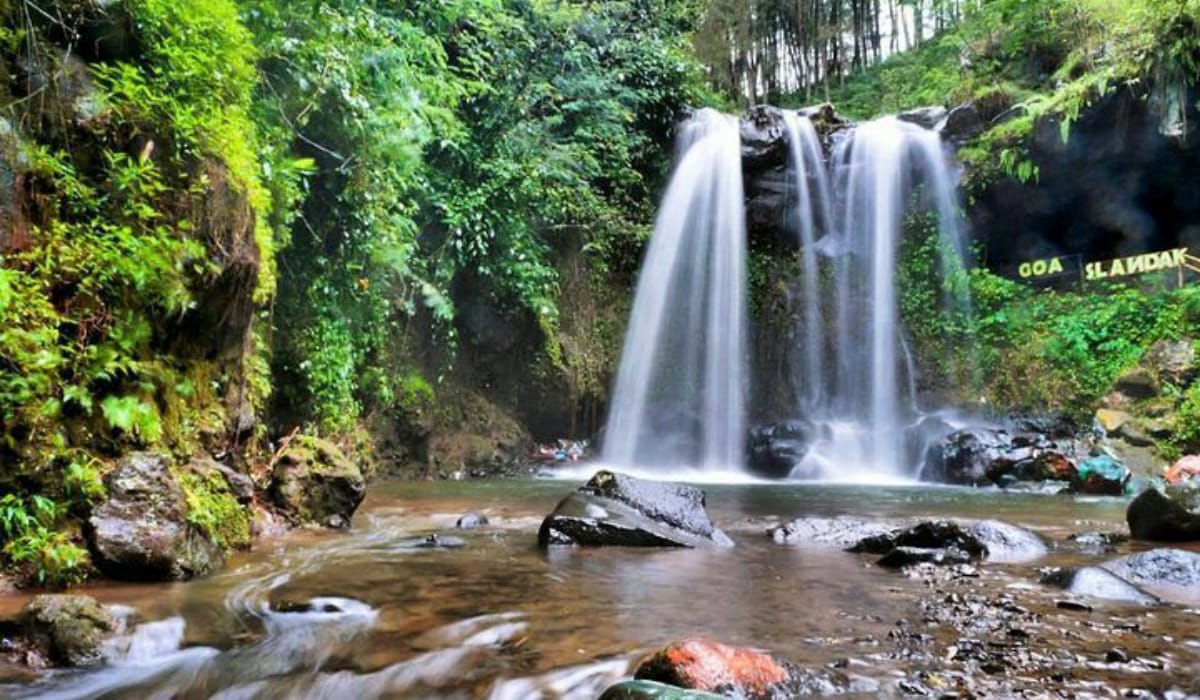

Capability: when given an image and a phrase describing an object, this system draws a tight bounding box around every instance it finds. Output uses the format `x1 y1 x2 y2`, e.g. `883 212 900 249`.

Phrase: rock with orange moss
632 638 871 698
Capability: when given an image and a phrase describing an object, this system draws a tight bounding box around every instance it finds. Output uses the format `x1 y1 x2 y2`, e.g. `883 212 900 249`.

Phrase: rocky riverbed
2 476 1200 698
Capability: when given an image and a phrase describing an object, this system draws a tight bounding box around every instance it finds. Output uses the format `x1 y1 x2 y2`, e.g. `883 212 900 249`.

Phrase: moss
176 470 250 550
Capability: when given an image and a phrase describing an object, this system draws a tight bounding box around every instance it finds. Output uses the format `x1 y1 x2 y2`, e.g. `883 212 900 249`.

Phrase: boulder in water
747 420 820 479
16 594 123 667
1102 548 1200 590
1070 454 1130 496
269 435 366 528
1039 567 1159 605
455 512 489 530
1126 484 1200 541
769 517 898 548
920 428 1004 486
850 520 987 557
599 680 725 699
86 452 223 581
538 471 733 548
969 520 1047 562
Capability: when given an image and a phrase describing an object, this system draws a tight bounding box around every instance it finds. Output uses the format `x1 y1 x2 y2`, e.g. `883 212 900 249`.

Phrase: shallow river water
3 477 1200 698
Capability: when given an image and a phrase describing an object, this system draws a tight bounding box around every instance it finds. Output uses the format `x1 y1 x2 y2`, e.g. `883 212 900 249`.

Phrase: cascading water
781 112 835 411
601 108 747 472
786 116 969 481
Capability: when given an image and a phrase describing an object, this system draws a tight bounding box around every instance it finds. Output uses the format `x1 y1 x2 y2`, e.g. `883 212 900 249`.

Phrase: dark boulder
86 453 223 581
1039 567 1159 605
1126 484 1200 541
897 106 948 130
937 102 988 145
747 420 820 479
1113 367 1159 400
968 520 1047 563
16 595 123 667
740 105 789 171
538 471 733 548
1102 548 1200 590
850 520 987 558
269 436 366 528
920 428 1005 486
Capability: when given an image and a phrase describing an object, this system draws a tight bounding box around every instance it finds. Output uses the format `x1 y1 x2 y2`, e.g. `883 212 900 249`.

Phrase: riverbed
3 477 1199 698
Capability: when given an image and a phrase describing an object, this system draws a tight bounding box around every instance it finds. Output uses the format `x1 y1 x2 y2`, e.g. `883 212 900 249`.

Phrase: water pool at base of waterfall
3 478 1198 698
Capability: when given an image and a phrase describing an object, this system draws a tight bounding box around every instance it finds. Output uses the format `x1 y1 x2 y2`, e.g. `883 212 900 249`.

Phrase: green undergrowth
900 214 1200 420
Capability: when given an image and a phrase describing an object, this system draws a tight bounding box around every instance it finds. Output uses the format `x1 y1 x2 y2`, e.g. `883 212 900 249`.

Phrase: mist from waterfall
601 108 748 472
790 116 969 481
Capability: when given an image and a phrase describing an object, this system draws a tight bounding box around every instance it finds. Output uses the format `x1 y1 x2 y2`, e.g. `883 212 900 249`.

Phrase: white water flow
792 116 968 481
781 112 834 410
602 108 747 472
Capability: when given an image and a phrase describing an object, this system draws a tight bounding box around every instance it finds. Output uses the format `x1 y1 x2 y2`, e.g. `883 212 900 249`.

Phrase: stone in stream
537 471 733 548
850 521 987 558
600 680 725 700
1102 548 1200 590
632 638 872 699
768 517 898 548
1070 454 1130 496
1039 566 1159 605
1126 484 1200 541
455 512 489 530
269 435 366 528
1065 531 1129 554
747 420 823 479
86 452 224 581
11 595 124 667
967 520 1047 562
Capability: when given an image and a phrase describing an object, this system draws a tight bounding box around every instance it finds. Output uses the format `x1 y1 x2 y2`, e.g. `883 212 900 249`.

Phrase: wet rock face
269 436 366 528
921 418 1100 490
86 453 223 581
632 638 869 699
746 420 824 479
1126 484 1200 541
16 595 122 667
538 471 733 548
183 458 254 504
851 521 987 558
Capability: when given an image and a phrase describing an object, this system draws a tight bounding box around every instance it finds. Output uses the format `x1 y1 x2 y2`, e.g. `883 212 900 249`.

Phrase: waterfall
781 112 834 411
601 108 747 472
788 116 968 481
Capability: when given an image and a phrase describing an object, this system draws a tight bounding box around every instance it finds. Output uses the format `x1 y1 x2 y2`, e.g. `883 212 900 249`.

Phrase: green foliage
0 494 88 588
177 470 251 550
254 0 711 432
1169 383 1200 459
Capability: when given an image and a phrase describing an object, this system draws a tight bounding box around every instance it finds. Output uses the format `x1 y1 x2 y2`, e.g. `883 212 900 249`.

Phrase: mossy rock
269 436 366 528
19 594 122 667
86 452 224 581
